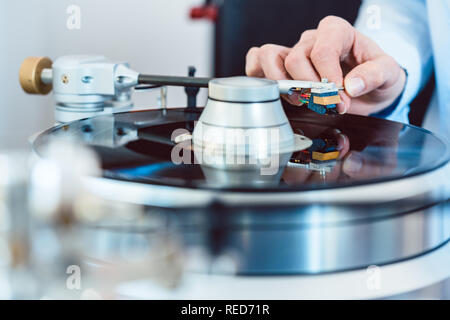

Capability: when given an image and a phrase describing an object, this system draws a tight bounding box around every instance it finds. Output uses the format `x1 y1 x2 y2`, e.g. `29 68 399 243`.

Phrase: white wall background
0 0 213 149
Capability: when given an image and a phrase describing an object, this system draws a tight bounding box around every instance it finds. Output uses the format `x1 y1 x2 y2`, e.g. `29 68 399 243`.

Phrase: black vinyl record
34 106 450 192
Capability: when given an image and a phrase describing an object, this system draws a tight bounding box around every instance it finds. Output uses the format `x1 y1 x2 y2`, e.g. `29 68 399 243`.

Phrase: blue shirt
355 0 450 141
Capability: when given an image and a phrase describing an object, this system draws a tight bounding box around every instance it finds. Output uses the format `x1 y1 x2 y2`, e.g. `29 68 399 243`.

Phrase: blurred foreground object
0 138 185 299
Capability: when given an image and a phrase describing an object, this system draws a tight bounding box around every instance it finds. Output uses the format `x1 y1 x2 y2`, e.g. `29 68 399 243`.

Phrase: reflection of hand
342 148 397 180
245 16 406 115
341 122 401 180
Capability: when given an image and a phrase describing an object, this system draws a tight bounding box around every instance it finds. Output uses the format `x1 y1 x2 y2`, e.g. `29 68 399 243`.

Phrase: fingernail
346 77 365 97
343 152 363 173
338 92 347 114
336 134 346 151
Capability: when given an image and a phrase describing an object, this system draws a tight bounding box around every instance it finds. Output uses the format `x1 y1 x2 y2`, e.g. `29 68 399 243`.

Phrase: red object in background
190 5 218 22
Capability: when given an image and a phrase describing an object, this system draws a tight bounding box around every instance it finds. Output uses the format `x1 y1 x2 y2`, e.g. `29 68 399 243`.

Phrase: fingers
245 44 291 80
283 18 356 113
310 16 355 87
282 166 312 185
246 16 404 116
337 91 351 114
344 55 403 98
259 45 291 79
336 133 350 160
245 47 264 78
247 17 356 85
342 150 397 179
307 16 357 114
284 30 320 81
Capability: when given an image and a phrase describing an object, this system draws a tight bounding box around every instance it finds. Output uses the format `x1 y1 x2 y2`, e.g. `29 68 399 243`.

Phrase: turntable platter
34 106 449 196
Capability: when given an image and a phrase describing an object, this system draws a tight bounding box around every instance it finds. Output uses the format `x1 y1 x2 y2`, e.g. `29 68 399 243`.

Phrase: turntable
23 55 450 299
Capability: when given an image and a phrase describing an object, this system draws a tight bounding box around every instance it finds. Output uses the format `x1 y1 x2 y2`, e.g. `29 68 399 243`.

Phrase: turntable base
116 240 450 299
33 106 450 275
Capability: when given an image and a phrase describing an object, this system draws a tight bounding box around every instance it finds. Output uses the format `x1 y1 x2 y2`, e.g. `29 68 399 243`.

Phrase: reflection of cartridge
290 133 340 165
309 137 340 162
312 150 340 161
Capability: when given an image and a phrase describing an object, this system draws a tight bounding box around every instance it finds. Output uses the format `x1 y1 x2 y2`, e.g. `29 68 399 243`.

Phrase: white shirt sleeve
355 0 433 123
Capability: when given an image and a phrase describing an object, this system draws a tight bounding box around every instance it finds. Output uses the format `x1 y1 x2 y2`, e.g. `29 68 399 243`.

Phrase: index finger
309 16 356 86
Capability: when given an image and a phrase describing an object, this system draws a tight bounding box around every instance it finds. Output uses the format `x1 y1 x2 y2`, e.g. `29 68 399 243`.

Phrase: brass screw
62 74 69 84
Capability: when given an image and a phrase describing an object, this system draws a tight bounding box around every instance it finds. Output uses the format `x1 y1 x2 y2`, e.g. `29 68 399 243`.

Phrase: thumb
344 55 401 98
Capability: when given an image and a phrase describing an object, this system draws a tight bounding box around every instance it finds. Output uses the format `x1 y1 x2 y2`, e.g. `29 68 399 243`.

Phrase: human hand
245 16 406 115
